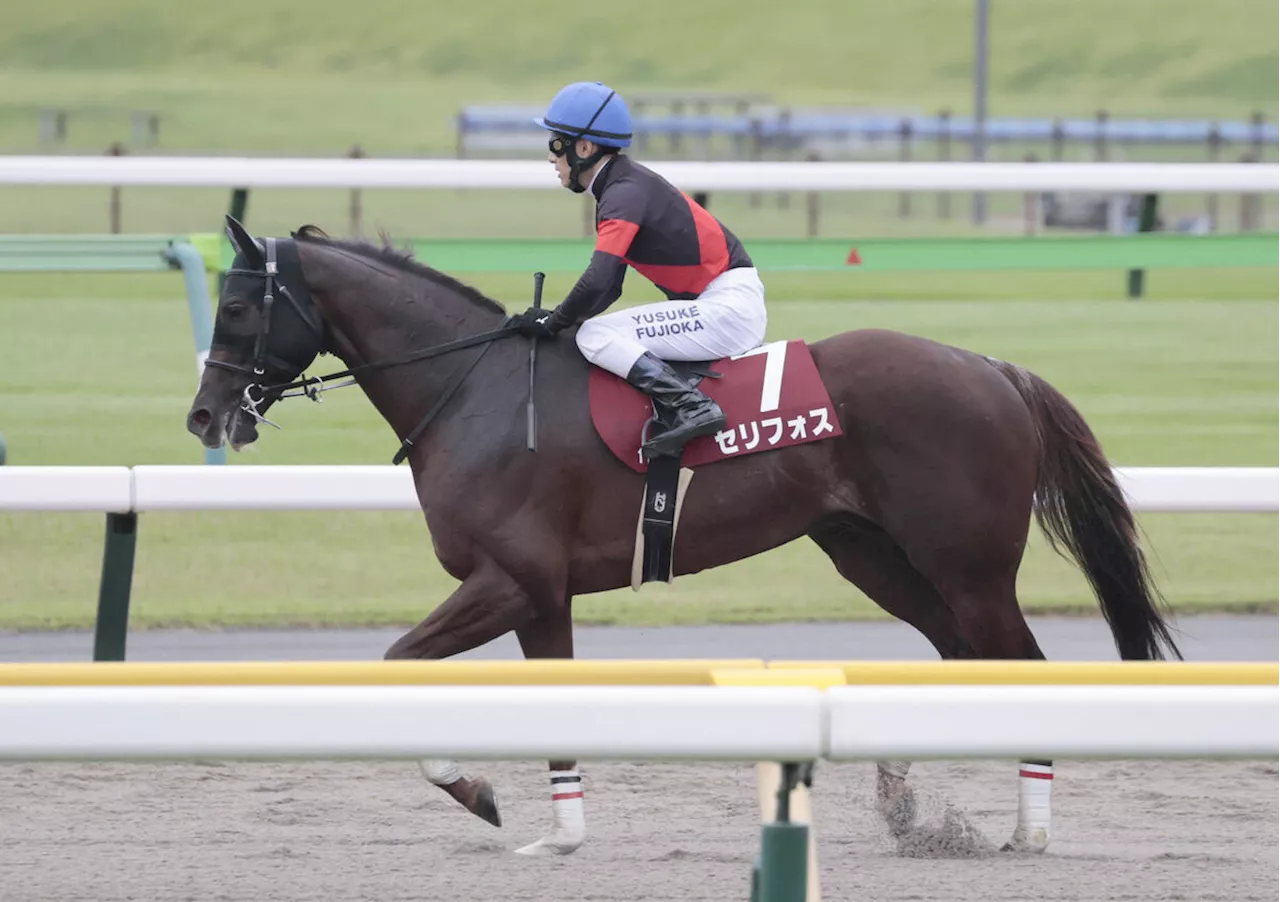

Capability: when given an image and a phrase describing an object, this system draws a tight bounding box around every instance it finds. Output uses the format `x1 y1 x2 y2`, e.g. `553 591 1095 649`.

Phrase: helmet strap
566 144 609 194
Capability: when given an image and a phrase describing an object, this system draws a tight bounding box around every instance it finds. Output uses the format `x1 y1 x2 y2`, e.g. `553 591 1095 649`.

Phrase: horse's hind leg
923 560 1055 853
809 516 976 837
886 465 1054 855
510 599 586 857
809 515 977 659
811 516 1052 853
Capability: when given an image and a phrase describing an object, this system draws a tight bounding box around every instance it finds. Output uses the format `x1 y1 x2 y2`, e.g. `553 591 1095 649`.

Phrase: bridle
204 236 331 428
206 236 523 464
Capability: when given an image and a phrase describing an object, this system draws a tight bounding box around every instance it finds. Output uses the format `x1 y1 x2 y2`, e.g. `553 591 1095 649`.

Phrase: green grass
0 271 1275 630
2 183 1276 245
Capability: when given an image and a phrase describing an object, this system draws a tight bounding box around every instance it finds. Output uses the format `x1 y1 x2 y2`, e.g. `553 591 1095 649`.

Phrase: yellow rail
767 661 1278 685
0 660 1272 687
0 660 764 686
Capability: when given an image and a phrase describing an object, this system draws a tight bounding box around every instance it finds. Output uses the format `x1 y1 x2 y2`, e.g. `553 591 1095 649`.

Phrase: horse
186 215 1182 857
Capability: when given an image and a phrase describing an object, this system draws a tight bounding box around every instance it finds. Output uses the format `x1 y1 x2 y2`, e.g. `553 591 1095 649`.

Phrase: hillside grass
2 1 1275 236
0 0 1275 158
2 1 1274 237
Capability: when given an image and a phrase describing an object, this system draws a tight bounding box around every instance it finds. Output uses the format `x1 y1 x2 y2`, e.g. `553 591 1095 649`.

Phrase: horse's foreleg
511 600 585 857
384 557 537 831
416 759 502 829
384 557 534 660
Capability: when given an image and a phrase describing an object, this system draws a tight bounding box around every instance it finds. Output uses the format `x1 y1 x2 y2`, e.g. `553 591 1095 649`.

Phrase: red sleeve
596 218 639 257
544 177 644 331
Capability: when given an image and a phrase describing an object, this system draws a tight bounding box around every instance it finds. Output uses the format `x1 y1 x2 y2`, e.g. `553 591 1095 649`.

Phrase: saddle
587 340 843 589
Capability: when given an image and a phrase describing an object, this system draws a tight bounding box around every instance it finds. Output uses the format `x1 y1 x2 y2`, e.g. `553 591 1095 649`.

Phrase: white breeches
575 266 768 377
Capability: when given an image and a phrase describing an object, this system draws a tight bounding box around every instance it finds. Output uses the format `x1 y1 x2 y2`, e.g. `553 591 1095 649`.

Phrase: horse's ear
224 214 264 270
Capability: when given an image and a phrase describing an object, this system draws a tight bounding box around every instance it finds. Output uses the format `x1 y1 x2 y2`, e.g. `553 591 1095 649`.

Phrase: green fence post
93 512 138 662
1126 193 1160 299
757 823 808 901
164 241 224 465
754 762 810 902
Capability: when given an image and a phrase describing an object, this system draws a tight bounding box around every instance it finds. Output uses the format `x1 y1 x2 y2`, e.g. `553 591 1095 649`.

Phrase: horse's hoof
513 833 584 856
1000 828 1049 853
470 779 502 828
430 772 502 828
876 782 918 838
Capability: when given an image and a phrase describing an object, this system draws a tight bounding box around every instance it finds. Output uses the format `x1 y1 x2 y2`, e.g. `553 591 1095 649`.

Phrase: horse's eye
224 304 247 322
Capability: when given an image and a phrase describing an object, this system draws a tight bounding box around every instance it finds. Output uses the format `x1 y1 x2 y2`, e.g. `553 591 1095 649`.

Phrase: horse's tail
990 359 1182 661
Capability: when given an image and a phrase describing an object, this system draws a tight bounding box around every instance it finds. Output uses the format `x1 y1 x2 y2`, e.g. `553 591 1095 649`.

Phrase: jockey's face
547 136 600 190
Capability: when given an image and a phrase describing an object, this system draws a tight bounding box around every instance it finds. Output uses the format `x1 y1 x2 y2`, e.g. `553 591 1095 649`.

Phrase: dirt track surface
1 756 1275 901
3 616 1275 900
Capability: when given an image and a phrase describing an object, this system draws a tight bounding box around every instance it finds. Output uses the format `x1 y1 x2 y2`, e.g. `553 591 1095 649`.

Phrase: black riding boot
625 352 726 457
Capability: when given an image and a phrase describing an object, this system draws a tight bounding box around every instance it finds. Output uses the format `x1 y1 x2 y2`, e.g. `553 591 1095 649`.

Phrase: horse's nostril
189 408 213 430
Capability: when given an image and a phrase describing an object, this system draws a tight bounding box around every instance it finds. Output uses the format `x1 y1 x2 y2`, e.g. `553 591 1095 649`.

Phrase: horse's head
186 215 327 451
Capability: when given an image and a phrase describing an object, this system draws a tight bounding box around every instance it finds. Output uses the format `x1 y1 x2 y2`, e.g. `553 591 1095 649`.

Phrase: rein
207 236 526 465
264 325 517 466
263 325 517 400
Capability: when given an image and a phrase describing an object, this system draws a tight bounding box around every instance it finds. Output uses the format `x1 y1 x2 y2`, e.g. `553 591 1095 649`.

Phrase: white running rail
0 683 1273 761
0 157 1275 193
2 465 1276 513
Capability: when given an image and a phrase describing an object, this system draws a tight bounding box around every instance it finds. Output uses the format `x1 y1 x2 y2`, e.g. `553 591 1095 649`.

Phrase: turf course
0 268 1275 630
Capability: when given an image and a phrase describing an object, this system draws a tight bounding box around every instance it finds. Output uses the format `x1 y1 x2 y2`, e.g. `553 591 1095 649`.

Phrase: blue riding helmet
534 82 632 148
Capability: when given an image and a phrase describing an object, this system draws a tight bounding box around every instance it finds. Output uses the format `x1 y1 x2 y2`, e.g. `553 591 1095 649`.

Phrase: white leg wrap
514 769 586 857
419 759 461 786
1006 762 1053 852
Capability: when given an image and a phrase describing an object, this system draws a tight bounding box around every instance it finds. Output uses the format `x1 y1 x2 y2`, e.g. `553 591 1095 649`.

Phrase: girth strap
391 339 499 465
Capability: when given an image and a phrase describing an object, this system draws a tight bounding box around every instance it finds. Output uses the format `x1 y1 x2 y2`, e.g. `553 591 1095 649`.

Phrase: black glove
506 306 559 339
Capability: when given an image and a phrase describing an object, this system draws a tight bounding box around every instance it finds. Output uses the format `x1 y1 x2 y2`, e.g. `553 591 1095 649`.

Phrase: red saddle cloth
588 339 843 474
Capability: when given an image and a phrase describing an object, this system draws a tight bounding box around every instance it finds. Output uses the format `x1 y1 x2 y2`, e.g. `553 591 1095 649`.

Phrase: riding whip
526 271 545 451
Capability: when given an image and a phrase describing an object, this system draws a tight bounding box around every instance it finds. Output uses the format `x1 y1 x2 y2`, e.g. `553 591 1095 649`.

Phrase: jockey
507 81 767 458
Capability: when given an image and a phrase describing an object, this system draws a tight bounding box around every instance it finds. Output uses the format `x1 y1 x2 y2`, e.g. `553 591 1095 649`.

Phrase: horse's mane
290 224 507 315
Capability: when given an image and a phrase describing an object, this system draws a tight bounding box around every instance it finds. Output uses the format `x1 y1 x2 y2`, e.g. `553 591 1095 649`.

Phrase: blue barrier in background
457 105 1278 156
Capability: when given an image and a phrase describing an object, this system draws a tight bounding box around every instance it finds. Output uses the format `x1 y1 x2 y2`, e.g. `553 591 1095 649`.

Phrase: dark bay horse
187 216 1181 857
